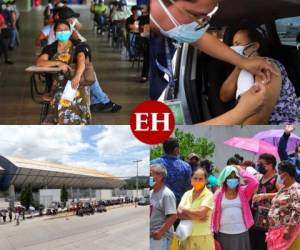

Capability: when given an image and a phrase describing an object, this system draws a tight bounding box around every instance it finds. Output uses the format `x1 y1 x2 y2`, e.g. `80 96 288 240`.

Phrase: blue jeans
97 15 106 31
128 32 137 59
150 237 171 250
90 74 110 105
9 28 17 49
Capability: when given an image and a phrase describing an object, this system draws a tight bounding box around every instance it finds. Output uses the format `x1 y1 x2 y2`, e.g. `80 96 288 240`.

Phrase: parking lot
0 206 149 250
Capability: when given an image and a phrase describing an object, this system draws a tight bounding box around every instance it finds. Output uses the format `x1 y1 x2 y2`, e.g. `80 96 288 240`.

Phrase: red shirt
0 14 4 26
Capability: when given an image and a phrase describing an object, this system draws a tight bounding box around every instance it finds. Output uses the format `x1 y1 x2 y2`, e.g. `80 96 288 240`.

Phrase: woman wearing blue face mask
36 20 92 124
220 25 300 124
212 165 259 250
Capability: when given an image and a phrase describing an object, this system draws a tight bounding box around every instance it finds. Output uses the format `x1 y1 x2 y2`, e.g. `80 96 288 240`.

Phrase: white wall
39 189 61 208
95 189 112 200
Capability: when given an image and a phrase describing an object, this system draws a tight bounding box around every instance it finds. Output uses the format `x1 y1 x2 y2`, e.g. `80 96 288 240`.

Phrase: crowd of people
0 0 20 64
90 0 149 83
150 126 300 250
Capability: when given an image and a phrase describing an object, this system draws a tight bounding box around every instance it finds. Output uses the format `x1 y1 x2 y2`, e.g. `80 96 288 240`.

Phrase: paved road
0 206 149 250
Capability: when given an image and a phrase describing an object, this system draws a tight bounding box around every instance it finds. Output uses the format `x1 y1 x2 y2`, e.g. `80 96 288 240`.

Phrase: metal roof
0 156 124 190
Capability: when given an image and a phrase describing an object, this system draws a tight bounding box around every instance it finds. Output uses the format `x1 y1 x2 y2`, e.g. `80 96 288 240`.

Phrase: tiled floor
0 5 148 124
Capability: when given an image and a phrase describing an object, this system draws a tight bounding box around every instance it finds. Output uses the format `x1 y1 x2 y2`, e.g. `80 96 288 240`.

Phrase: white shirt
219 194 247 234
41 24 56 45
111 7 131 21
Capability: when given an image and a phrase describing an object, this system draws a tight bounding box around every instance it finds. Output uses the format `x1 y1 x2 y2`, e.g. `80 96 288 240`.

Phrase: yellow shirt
179 187 214 236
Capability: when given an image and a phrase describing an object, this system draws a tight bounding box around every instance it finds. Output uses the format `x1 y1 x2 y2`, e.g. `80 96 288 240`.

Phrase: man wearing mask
150 137 192 206
278 125 300 183
150 0 278 123
150 164 177 250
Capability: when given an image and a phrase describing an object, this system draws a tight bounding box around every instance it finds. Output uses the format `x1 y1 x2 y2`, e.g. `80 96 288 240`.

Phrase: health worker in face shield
150 0 280 125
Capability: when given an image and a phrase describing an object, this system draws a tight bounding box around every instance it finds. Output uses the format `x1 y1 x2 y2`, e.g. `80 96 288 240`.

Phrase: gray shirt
150 185 177 240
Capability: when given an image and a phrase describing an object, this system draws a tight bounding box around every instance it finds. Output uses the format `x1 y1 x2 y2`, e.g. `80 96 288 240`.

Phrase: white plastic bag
175 220 193 241
58 80 77 110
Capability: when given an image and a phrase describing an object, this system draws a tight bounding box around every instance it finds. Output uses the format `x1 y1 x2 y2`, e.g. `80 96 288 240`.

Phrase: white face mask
150 0 218 44
231 43 255 57
230 45 246 56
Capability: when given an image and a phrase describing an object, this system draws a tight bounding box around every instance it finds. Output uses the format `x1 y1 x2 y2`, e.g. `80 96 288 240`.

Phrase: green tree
61 185 69 205
20 183 33 209
150 128 215 160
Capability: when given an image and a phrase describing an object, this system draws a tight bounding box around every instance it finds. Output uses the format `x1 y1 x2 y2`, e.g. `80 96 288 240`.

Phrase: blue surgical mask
150 0 211 44
226 178 239 189
277 174 284 185
56 31 72 43
149 176 155 187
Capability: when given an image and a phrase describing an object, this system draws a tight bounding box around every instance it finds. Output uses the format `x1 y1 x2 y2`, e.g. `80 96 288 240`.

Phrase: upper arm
243 62 282 124
36 53 49 65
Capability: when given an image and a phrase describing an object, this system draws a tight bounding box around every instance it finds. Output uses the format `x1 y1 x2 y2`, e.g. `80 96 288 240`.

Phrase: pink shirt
212 169 259 233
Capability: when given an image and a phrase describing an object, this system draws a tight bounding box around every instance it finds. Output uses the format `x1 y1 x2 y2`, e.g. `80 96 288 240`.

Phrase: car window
275 16 300 46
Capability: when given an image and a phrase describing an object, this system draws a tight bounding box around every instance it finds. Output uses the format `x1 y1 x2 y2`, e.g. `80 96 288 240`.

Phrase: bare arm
193 33 278 83
71 52 86 89
242 62 282 124
151 213 177 240
220 67 241 102
193 33 245 68
180 206 210 221
35 32 47 47
201 83 267 125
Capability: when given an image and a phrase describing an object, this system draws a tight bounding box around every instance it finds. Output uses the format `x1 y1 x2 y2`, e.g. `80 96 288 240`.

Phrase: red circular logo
130 100 175 144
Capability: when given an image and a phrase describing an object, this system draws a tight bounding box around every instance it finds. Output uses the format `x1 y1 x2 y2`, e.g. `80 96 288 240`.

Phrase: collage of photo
0 0 299 250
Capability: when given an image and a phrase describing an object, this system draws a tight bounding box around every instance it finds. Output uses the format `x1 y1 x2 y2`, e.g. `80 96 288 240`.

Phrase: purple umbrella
253 129 300 153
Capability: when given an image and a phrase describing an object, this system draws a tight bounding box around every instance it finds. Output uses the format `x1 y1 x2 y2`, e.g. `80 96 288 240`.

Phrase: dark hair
199 159 213 174
278 160 296 178
54 19 71 31
242 160 255 168
131 5 139 11
234 154 244 163
163 138 179 155
227 157 240 165
233 23 271 57
258 153 277 168
295 145 300 154
192 166 208 179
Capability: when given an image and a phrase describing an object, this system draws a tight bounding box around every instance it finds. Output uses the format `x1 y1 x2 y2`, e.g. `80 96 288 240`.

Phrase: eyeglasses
167 0 219 31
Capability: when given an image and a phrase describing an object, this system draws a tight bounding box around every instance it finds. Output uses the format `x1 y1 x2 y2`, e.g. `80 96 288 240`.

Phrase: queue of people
90 0 149 83
0 0 20 64
150 135 300 250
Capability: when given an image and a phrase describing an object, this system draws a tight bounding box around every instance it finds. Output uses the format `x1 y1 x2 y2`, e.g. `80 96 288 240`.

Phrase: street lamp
133 160 142 208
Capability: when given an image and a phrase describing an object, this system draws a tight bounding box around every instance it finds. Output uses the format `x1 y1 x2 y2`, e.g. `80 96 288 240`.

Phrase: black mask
256 163 267 175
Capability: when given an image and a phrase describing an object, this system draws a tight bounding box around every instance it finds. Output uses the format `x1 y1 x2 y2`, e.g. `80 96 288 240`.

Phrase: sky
0 126 149 178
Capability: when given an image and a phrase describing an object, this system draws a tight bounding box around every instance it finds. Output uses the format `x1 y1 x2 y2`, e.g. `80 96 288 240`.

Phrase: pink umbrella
253 129 300 153
224 137 279 158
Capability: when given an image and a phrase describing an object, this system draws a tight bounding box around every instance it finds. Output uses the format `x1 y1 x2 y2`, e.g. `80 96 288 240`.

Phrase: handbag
70 62 96 86
253 205 269 231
